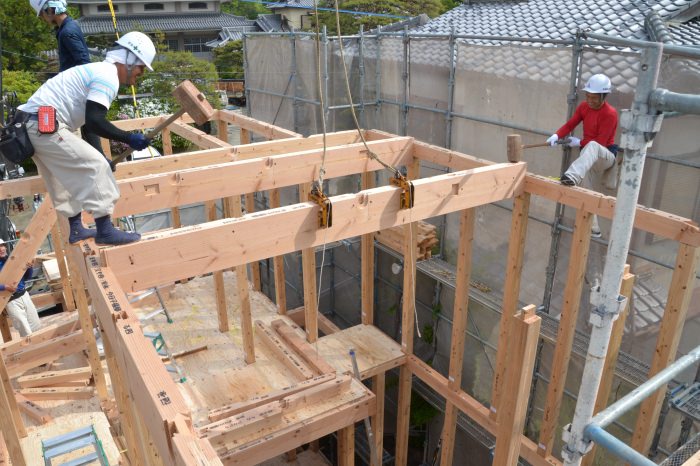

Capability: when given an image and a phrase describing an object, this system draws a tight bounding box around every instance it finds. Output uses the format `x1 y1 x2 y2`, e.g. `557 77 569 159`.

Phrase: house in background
266 0 317 30
74 0 287 59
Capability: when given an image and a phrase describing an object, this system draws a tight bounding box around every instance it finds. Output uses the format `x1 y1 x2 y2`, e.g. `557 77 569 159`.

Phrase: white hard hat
115 32 156 71
29 0 50 16
583 74 612 94
47 0 67 14
0 239 6 245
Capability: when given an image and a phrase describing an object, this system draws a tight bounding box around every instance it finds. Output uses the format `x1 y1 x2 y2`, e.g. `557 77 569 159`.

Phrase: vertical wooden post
439 208 475 466
490 193 531 420
538 209 593 456
207 201 229 333
299 182 319 343
244 193 262 291
50 224 76 311
162 127 180 227
394 159 420 466
370 372 385 466
361 171 375 326
240 128 250 145
338 424 355 466
581 266 634 466
269 189 287 315
630 244 700 455
492 305 541 466
0 315 10 342
0 355 25 465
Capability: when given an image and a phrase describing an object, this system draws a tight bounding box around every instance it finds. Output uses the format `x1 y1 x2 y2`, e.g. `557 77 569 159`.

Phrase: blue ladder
42 425 108 466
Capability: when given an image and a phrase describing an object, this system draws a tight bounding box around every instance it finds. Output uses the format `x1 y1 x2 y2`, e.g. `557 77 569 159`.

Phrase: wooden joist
270 320 336 375
4 331 84 377
217 109 301 140
17 386 94 401
17 367 92 389
254 321 314 380
14 393 53 424
201 404 284 451
374 221 439 261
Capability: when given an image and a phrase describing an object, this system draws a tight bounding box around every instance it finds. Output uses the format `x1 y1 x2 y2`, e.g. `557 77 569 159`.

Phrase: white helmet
29 0 49 16
47 0 67 14
0 239 6 245
583 74 612 94
115 32 156 71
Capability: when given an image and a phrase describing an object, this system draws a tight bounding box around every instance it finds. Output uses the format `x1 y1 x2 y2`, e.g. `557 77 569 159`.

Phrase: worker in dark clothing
30 0 90 72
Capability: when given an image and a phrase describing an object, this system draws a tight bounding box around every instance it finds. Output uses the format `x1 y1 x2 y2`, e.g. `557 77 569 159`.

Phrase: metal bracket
389 173 415 210
589 291 627 327
309 184 332 229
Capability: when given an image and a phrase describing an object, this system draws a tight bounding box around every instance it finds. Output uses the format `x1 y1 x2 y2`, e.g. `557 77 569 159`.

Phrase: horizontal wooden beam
17 367 92 388
254 321 315 380
200 404 284 451
271 320 336 375
0 316 82 354
17 386 94 401
112 137 414 218
407 355 560 466
5 331 84 377
217 110 301 140
102 162 525 291
412 140 700 246
115 147 235 180
14 392 52 423
169 120 233 150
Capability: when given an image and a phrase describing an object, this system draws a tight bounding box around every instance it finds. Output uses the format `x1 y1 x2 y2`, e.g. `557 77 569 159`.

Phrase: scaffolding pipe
584 31 700 59
583 426 657 466
401 27 409 136
562 43 665 466
650 89 700 115
358 25 366 128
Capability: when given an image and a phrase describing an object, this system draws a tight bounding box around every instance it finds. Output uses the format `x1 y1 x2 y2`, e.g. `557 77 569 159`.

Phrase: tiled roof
77 13 253 35
414 0 699 44
206 24 261 47
668 15 700 44
256 14 287 32
267 0 316 9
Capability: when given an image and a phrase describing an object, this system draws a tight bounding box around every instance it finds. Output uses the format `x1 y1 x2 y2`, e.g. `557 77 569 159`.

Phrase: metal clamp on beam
309 184 332 229
389 173 415 210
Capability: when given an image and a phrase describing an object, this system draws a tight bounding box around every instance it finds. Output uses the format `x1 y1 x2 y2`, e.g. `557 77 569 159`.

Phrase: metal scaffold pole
562 41 665 466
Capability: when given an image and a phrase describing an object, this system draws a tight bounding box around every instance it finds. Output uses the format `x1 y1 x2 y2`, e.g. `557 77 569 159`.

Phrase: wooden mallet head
171 80 215 125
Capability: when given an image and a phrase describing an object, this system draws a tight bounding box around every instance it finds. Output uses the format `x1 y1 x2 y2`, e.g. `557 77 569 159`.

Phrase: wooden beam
490 193 530 420
31 290 64 310
361 171 375 326
201 404 284 451
493 305 541 466
270 189 287 314
411 141 700 247
17 386 94 401
0 316 81 354
49 223 76 311
4 331 84 377
286 306 341 336
538 209 594 456
14 392 52 423
338 424 355 466
217 109 301 140
581 267 634 466
244 193 262 291
440 208 475 466
0 357 25 465
254 321 314 380
112 137 414 218
630 244 700 455
207 201 229 333
169 120 233 149
299 182 319 343
0 315 10 343
407 355 561 466
102 162 526 292
371 372 385 466
270 320 336 375
17 367 92 388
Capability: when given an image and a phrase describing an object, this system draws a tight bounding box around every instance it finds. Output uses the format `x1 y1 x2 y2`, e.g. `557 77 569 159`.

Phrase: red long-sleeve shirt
556 101 618 148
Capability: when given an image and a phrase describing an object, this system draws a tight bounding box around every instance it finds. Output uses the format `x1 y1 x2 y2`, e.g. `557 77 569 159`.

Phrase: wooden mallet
111 80 215 166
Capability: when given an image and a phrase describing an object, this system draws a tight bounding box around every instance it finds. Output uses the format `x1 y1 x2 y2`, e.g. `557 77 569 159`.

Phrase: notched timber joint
309 184 332 229
389 173 415 210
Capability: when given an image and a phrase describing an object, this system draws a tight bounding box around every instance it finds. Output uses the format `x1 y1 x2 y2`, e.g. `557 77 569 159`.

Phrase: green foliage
421 324 434 344
312 0 446 34
212 40 244 80
410 391 439 426
141 51 221 110
221 0 271 19
441 0 461 11
0 0 57 72
1 70 41 102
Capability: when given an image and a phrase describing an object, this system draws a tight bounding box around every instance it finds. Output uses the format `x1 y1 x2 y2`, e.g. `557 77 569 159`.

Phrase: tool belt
0 111 35 163
8 289 26 302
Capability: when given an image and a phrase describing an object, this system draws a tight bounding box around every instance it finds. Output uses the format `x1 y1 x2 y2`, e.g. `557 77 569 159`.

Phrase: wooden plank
270 319 336 375
201 404 284 450
169 120 233 149
245 193 262 291
0 315 11 342
440 208 475 466
361 171 375 326
14 392 53 423
0 357 25 465
269 188 287 314
219 382 375 465
217 109 301 139
112 137 414 218
299 182 319 344
411 140 700 247
49 224 76 311
286 306 341 336
338 424 355 466
17 386 94 401
681 450 700 466
371 373 385 466
17 367 92 389
254 321 314 380
630 244 700 455
5 331 84 377
490 193 531 420
207 374 336 422
162 127 173 155
31 290 64 310
102 162 526 292
492 305 541 466
581 267 634 466
276 375 352 411
208 200 229 333
538 209 594 456
407 355 561 466
0 316 81 354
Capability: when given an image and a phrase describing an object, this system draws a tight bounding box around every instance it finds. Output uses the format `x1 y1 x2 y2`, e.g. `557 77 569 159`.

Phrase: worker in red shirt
546 73 619 237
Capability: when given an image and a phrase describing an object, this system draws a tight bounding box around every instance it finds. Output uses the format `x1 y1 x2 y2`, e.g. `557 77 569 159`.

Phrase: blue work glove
127 133 149 151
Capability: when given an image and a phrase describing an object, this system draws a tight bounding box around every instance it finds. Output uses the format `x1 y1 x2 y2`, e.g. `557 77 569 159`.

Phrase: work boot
68 213 96 244
95 216 141 245
560 173 578 186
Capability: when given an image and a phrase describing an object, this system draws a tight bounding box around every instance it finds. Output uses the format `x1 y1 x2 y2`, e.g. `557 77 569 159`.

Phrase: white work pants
564 141 616 188
25 121 119 218
6 293 41 337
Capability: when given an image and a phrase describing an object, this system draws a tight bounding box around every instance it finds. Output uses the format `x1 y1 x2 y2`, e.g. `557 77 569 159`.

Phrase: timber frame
0 111 698 466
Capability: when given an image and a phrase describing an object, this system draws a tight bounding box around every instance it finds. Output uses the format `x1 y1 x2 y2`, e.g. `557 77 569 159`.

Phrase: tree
2 70 41 102
212 40 244 80
0 0 57 72
221 0 271 19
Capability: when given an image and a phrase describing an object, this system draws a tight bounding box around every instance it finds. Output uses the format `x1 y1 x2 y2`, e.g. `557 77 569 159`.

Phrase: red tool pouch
37 106 58 134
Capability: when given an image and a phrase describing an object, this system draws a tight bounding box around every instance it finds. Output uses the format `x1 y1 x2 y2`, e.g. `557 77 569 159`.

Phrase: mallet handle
521 142 550 149
111 107 187 165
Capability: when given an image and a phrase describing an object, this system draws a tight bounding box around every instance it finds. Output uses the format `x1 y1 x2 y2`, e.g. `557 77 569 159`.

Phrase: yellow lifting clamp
309 184 332 229
389 173 415 210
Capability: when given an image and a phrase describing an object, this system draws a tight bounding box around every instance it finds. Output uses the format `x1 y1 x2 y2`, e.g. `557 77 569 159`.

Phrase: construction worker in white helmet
30 0 90 72
14 31 156 245
546 73 619 237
